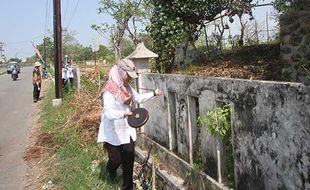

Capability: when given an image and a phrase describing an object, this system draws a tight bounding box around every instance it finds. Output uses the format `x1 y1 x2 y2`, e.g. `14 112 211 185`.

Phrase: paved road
0 67 34 190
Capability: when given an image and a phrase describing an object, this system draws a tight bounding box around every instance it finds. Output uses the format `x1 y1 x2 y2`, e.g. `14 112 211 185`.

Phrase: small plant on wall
198 103 231 139
299 59 310 84
198 103 235 189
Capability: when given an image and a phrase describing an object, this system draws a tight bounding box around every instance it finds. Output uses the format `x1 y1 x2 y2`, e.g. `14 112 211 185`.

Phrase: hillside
173 44 291 81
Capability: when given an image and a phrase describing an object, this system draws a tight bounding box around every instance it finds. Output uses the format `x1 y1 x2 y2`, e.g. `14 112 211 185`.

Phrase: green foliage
99 68 106 79
63 44 84 62
61 29 109 63
34 35 113 64
274 0 308 12
78 46 93 61
96 67 107 89
98 0 146 22
47 67 54 78
297 58 310 81
41 85 75 133
198 103 235 188
40 82 118 189
93 0 150 60
8 57 22 63
81 76 98 95
193 162 202 170
97 45 114 64
184 170 192 179
148 10 185 73
198 104 231 139
121 38 135 58
148 0 253 73
36 37 54 66
151 153 161 166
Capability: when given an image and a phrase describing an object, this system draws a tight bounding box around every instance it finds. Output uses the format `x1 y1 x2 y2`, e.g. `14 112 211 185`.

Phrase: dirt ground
173 44 289 81
23 78 54 190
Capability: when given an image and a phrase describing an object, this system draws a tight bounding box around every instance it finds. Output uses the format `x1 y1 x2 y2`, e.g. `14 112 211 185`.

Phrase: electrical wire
44 0 51 37
63 0 70 24
65 0 80 28
5 35 45 46
6 0 51 47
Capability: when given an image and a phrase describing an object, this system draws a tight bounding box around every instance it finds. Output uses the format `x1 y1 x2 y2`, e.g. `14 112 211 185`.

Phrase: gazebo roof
128 42 158 59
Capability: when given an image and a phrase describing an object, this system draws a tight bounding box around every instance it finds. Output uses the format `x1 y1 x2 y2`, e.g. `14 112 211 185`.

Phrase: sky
0 0 278 60
0 0 109 60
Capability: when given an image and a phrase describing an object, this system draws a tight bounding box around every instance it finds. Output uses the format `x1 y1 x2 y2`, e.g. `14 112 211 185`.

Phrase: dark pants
69 77 74 87
33 83 41 101
62 78 67 86
104 138 135 190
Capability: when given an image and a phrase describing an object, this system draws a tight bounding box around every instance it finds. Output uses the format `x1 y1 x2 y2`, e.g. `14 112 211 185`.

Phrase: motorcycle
11 68 18 81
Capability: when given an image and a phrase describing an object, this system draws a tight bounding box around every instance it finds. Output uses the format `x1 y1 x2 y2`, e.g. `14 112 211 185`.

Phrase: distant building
0 57 5 64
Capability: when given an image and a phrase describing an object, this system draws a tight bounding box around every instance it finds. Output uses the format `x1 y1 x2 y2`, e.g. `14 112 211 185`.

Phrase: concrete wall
138 73 310 190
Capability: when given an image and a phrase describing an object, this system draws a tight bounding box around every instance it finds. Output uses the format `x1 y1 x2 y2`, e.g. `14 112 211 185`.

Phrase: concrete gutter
136 134 229 190
135 146 186 190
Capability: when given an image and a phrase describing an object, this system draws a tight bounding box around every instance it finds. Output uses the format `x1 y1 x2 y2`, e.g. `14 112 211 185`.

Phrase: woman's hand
124 111 132 118
154 89 162 96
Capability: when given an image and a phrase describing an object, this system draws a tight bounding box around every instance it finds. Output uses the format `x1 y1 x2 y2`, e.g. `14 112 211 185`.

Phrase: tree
77 46 93 62
36 37 54 66
138 33 153 49
65 44 84 63
148 0 254 73
92 0 149 63
8 57 22 63
211 15 229 52
62 29 79 46
274 0 308 12
96 45 114 64
62 29 83 62
244 18 265 45
237 14 248 47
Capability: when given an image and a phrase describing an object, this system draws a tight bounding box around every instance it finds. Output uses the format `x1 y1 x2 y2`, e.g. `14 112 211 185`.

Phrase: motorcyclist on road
11 65 18 81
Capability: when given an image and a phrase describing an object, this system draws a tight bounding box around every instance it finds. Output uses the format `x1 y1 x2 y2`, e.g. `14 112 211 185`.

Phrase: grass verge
39 81 119 190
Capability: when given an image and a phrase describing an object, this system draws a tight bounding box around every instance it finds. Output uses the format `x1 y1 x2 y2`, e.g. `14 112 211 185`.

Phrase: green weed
40 83 118 189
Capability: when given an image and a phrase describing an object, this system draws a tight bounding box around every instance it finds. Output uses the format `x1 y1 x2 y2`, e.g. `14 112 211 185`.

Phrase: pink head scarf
100 59 135 105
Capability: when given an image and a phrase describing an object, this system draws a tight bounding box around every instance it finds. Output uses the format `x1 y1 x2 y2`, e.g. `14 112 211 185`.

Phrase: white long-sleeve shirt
97 87 154 145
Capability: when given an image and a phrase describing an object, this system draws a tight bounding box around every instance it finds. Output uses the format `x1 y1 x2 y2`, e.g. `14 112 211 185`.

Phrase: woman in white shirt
97 58 161 190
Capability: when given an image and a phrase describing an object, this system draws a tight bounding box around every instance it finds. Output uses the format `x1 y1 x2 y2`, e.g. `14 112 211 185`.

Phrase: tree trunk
238 15 247 47
114 46 121 64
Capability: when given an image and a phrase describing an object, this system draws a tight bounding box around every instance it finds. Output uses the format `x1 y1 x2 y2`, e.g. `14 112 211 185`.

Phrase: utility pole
0 42 4 63
266 11 270 43
43 38 47 68
53 0 62 100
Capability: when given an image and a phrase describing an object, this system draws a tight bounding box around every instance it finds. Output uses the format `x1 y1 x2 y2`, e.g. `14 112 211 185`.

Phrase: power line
5 34 46 46
0 42 5 61
63 0 70 24
65 0 80 28
44 0 51 36
43 0 52 67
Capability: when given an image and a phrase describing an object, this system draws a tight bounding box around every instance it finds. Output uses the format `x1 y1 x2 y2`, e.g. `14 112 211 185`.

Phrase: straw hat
34 62 41 67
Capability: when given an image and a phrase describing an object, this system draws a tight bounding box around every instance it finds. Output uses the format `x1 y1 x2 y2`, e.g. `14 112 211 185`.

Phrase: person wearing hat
97 58 161 190
32 62 42 103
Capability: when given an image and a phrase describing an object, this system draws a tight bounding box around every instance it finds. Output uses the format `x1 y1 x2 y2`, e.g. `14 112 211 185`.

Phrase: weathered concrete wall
139 73 310 189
